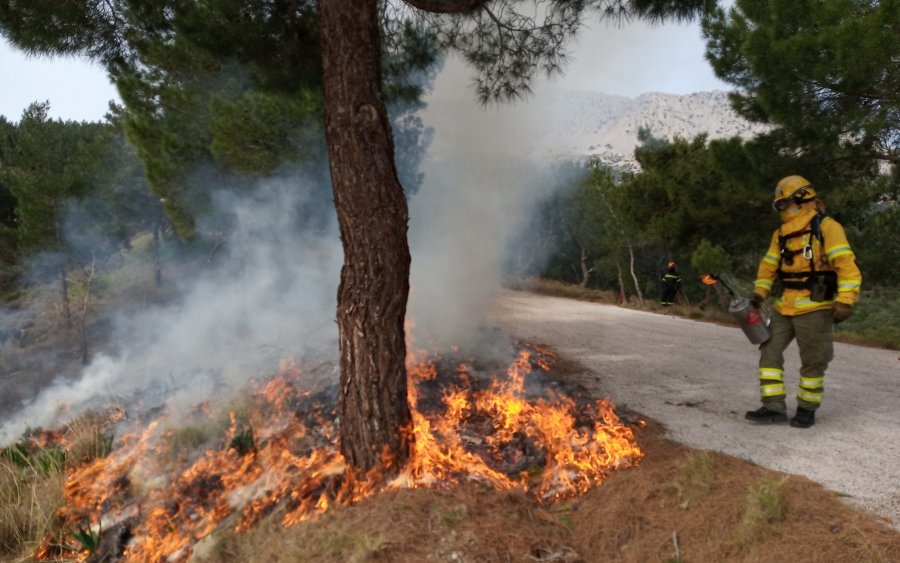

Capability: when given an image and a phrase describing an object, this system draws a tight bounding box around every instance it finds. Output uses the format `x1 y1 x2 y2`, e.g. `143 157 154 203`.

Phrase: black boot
745 406 788 423
790 407 816 428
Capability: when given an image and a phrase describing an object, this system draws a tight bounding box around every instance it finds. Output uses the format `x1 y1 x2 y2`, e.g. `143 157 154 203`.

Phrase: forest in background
1 0 899 389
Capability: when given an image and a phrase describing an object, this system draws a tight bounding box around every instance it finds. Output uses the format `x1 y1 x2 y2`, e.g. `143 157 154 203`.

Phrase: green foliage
836 290 900 350
0 0 441 240
703 0 899 168
0 442 65 476
229 428 256 457
1 103 107 255
691 239 731 275
621 134 771 272
0 444 29 468
69 524 101 554
34 449 66 474
209 90 324 176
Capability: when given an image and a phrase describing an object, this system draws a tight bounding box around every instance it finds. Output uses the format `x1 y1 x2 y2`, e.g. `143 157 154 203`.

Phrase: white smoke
1 178 343 442
408 55 582 350
1 56 584 444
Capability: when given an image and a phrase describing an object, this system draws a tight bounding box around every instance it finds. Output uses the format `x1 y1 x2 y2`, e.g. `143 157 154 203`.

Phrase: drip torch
700 274 771 345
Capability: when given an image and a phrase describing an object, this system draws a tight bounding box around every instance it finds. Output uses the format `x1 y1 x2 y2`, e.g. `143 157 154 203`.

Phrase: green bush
835 291 900 349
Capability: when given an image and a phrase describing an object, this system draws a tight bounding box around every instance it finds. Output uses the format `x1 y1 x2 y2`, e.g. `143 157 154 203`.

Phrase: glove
833 302 853 324
749 293 765 309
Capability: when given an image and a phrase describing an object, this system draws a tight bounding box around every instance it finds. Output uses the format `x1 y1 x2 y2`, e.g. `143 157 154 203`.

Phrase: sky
0 38 119 122
0 16 730 123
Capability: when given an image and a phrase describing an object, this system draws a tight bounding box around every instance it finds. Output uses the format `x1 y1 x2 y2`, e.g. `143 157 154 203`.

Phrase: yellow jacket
753 207 862 316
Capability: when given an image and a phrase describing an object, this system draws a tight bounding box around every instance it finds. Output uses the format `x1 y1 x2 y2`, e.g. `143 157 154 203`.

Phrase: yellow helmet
772 175 816 211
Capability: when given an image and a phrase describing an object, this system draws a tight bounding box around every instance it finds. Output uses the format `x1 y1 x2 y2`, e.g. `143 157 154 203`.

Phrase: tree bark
54 202 72 329
579 246 591 288
615 258 627 303
80 253 96 365
627 242 644 305
319 0 412 473
152 219 162 287
59 264 72 330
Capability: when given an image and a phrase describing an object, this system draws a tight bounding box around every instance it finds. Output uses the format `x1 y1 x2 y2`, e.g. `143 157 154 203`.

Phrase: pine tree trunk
627 242 644 305
55 203 72 329
319 0 412 473
579 246 591 288
59 264 72 330
153 220 162 287
615 259 627 303
714 284 729 309
80 253 96 365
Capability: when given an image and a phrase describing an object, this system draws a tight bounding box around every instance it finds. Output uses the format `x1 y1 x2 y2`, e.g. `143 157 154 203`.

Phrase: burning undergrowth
13 339 642 562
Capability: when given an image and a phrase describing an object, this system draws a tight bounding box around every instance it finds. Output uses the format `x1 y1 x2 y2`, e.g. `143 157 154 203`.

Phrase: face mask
779 202 808 222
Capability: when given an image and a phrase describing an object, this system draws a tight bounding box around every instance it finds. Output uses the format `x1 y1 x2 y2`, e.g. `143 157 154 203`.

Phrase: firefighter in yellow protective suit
745 175 862 428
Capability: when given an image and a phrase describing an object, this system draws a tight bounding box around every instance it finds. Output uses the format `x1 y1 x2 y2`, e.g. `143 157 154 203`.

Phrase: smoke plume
1 56 579 444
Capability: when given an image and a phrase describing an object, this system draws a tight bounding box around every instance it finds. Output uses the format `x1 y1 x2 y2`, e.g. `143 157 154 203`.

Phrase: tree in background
703 0 898 286
0 103 108 327
620 133 769 271
690 238 731 307
703 0 899 170
0 116 19 289
0 1 436 240
581 163 647 303
72 109 167 285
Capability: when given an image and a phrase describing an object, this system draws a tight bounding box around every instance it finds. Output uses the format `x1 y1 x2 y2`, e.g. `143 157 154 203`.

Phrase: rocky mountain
534 89 769 172
421 89 769 173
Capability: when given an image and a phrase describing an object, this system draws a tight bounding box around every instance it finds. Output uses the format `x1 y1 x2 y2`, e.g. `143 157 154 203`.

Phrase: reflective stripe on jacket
753 208 862 316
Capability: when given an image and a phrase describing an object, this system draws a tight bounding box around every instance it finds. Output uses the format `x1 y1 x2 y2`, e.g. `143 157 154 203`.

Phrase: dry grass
3 416 898 562
0 458 65 562
195 485 579 563
573 420 900 563
64 411 114 467
192 419 900 563
733 477 788 547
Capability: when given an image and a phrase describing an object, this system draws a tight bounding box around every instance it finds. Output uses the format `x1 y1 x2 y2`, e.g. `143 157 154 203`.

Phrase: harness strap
776 213 826 274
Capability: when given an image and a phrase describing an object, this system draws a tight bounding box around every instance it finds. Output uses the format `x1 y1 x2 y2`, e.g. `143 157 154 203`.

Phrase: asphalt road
487 291 900 527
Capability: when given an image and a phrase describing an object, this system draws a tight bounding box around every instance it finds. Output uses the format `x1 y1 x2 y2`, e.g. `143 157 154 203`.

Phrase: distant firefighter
660 262 682 306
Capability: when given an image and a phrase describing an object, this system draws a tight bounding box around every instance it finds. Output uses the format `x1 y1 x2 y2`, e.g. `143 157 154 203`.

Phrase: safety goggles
772 198 794 212
772 188 811 212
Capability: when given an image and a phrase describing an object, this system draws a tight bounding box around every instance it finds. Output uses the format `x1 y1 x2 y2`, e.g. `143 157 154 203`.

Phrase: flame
30 338 642 562
700 274 719 286
400 347 642 500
